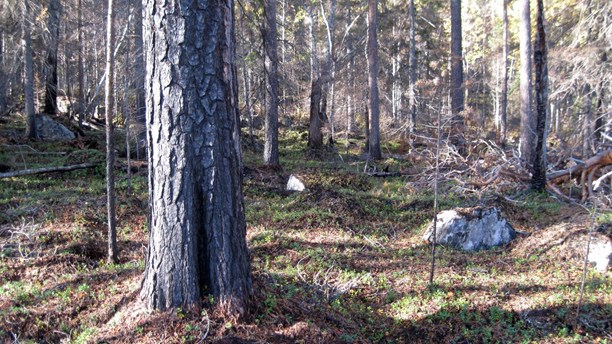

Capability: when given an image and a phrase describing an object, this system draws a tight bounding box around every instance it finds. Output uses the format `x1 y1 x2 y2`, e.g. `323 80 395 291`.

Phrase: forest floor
0 115 611 343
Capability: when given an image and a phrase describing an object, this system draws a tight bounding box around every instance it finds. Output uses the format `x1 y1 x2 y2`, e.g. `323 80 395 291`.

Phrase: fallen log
0 162 101 179
366 171 403 177
548 149 612 183
547 149 612 201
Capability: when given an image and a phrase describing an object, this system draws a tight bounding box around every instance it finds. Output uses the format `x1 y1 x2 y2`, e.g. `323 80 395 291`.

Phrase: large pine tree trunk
23 0 36 139
263 0 279 166
367 0 381 160
141 0 252 316
44 0 61 115
519 0 534 165
531 0 548 191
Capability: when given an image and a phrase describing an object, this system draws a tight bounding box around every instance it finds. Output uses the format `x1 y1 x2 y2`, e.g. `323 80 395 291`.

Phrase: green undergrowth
0 126 610 343
241 129 612 343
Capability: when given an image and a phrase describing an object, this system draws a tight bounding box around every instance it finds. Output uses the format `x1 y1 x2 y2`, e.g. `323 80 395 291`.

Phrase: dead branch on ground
0 162 101 179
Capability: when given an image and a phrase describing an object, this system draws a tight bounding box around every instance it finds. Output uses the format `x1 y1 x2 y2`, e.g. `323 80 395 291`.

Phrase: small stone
587 237 612 272
286 175 305 192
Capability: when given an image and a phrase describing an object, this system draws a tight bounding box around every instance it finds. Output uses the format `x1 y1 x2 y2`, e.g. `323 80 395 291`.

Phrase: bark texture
141 0 252 315
531 0 548 191
367 0 381 160
263 0 279 165
44 0 61 115
519 0 534 165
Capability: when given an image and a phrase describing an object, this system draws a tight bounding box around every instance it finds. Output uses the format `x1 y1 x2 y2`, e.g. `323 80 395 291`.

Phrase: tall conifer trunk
532 0 548 191
263 0 280 166
44 0 61 115
519 0 534 165
367 0 381 160
141 0 252 315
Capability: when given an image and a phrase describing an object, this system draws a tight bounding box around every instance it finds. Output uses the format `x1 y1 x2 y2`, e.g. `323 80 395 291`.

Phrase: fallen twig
0 162 101 178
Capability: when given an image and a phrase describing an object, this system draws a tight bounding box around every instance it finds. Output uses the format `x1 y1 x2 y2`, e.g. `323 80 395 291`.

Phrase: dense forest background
0 0 611 342
0 0 609 153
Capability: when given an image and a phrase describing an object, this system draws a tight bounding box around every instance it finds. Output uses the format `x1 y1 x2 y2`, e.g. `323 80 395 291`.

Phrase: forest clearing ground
0 124 610 343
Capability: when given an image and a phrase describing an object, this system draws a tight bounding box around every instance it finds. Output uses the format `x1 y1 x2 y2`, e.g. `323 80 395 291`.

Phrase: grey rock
423 207 516 251
36 114 75 140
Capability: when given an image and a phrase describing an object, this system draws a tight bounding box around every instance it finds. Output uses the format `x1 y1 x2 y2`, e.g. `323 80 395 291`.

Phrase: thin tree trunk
104 0 117 264
519 0 534 165
62 16 72 105
408 0 417 133
23 0 36 139
263 0 280 166
133 0 146 159
124 1 132 196
367 0 381 160
582 85 593 158
321 0 336 137
429 95 442 286
78 0 85 128
531 0 548 191
364 103 370 153
243 61 255 149
281 0 286 120
391 0 400 128
594 52 606 144
44 0 61 115
0 31 5 115
308 7 318 83
345 6 355 135
450 0 465 152
346 26 355 134
308 78 323 150
499 0 508 146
